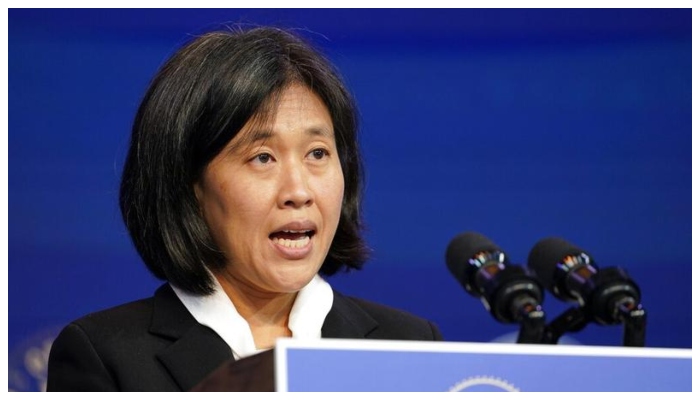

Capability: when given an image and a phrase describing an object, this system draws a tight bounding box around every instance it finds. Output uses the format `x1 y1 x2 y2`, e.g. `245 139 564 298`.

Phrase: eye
252 153 273 164
309 148 329 160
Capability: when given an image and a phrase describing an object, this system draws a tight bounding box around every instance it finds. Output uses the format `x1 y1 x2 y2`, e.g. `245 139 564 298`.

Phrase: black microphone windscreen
445 231 502 286
527 237 595 290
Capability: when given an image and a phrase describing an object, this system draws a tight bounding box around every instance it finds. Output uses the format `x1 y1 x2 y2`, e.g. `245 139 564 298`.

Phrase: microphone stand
516 303 546 344
615 298 647 347
540 301 647 346
538 265 646 346
541 307 588 344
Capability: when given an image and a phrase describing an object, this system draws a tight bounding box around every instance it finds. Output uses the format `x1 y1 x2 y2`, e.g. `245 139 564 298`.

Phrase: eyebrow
242 126 332 144
228 126 334 155
225 129 272 155
245 130 274 145
305 126 334 139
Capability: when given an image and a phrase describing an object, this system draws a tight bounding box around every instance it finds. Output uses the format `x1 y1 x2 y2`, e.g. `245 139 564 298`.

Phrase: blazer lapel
322 290 379 339
149 284 233 391
146 286 380 389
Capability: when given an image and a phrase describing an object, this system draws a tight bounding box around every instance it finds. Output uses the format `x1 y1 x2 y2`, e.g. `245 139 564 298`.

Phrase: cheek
320 169 345 219
197 178 257 232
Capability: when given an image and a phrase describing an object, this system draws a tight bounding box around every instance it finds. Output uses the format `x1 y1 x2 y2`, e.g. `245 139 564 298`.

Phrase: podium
193 338 691 391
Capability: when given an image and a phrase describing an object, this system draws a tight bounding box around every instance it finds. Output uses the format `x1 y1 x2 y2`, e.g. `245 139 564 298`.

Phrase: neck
214 270 297 349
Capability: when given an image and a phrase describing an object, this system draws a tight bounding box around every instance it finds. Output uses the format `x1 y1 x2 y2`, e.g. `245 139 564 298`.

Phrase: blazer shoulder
334 292 443 341
47 284 203 391
47 295 159 391
66 294 156 334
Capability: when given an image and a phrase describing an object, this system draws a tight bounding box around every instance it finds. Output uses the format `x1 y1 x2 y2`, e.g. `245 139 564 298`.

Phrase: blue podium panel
274 338 691 392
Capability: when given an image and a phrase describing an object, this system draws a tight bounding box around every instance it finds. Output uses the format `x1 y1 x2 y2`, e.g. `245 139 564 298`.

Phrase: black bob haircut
119 26 369 295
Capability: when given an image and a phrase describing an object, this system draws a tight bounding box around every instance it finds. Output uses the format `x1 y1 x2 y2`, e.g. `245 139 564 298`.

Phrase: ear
193 181 204 207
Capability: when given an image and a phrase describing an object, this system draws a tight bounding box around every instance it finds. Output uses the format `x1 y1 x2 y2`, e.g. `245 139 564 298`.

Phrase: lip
269 220 317 260
271 220 318 233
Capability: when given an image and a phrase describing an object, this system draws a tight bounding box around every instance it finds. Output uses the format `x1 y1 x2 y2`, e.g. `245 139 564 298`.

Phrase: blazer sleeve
47 323 119 391
428 320 443 341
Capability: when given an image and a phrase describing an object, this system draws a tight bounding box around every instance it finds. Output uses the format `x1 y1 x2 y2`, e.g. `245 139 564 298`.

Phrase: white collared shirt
171 274 333 360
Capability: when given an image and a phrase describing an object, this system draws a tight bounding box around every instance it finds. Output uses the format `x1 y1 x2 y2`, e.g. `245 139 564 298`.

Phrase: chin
269 268 318 293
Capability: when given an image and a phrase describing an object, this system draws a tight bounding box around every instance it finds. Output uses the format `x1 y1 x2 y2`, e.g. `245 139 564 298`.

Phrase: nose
277 161 313 209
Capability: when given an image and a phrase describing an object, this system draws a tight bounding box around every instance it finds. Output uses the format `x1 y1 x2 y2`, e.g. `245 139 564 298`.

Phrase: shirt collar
171 274 333 360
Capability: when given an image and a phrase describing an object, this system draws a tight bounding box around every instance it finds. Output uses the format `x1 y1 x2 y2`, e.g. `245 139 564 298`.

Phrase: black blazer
47 284 442 391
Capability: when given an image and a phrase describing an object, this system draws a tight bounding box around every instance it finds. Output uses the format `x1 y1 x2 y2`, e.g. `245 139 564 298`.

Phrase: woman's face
195 84 344 295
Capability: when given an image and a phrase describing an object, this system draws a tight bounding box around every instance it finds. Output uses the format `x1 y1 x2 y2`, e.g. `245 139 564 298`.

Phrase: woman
47 26 442 391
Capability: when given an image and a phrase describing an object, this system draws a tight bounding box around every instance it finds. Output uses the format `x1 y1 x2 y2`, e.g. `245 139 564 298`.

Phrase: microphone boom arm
515 301 546 344
617 299 647 347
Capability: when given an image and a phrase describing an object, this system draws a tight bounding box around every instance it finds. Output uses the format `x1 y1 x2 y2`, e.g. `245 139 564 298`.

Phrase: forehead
277 84 329 112
233 84 334 147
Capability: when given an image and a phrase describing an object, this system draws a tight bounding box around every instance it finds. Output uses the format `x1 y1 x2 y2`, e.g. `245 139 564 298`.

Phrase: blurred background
8 8 691 391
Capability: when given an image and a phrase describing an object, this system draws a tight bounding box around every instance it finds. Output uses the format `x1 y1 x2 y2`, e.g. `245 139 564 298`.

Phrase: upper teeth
272 235 311 248
283 230 309 233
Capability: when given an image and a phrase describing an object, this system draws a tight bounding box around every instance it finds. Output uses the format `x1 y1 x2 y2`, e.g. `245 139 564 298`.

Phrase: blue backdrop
8 9 691 391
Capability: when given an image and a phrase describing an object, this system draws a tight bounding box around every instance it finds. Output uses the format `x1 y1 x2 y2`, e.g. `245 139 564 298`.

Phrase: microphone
527 237 641 325
445 232 545 327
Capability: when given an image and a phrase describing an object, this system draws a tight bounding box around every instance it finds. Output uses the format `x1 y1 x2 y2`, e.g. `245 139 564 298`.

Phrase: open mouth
269 229 316 248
